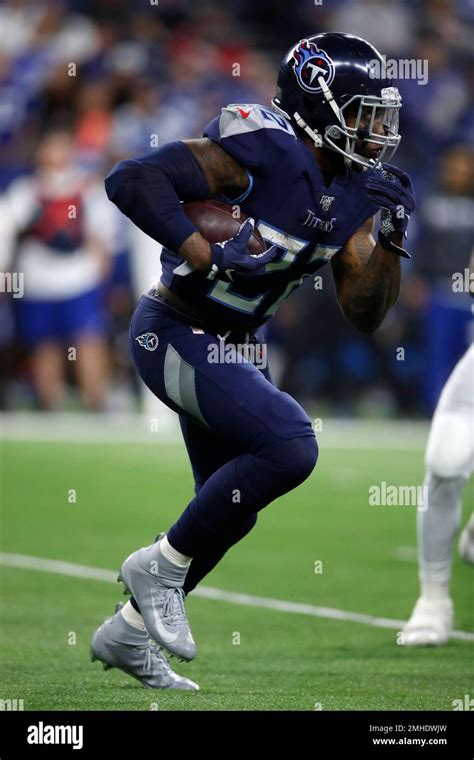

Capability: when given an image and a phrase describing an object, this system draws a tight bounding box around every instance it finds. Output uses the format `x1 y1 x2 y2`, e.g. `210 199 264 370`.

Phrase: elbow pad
105 141 211 253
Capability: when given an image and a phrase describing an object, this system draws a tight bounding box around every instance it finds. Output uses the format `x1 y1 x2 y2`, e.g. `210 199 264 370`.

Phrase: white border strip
1 552 472 642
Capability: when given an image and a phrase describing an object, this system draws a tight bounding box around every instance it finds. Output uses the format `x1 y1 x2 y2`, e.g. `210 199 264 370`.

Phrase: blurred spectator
75 79 113 166
399 32 470 170
330 0 416 55
0 127 115 409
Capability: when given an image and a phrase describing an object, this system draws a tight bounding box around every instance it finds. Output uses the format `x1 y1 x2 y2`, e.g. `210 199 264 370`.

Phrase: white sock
120 600 146 630
420 580 451 601
160 534 192 567
417 472 464 595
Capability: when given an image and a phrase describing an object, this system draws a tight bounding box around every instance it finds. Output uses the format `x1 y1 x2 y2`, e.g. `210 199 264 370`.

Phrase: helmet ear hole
326 125 344 143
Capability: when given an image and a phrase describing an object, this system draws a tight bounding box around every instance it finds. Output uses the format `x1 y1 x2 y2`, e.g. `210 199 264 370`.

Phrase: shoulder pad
203 104 297 168
219 104 296 139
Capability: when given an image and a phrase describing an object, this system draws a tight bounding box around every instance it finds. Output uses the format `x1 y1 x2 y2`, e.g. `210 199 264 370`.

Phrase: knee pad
425 412 473 478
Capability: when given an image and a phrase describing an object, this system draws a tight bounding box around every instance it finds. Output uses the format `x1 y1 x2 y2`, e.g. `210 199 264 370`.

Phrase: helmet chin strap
272 95 373 170
295 79 356 169
317 76 342 122
295 111 373 170
293 111 322 147
271 99 325 150
289 76 344 151
316 77 358 170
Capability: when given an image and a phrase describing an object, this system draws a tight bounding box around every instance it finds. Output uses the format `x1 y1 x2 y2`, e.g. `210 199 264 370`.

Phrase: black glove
207 219 279 281
366 164 416 258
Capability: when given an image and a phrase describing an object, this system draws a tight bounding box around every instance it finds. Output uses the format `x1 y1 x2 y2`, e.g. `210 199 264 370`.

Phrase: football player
402 343 473 646
91 33 415 689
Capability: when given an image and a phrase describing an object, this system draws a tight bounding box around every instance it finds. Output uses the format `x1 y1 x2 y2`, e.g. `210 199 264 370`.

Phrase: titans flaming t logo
136 332 159 351
292 39 335 94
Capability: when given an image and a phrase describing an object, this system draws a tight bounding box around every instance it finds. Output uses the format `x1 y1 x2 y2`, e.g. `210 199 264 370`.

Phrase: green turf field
1 432 473 710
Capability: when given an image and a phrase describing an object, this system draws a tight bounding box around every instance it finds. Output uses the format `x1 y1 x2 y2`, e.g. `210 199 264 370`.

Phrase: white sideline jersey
0 168 116 300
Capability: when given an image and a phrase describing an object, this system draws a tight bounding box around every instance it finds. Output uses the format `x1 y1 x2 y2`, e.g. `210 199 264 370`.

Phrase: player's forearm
341 239 401 332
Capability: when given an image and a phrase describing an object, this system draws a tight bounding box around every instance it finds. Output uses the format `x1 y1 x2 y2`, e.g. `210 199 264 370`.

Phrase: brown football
182 200 266 255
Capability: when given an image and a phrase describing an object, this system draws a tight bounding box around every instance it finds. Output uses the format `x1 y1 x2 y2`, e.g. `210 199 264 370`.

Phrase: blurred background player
0 127 113 409
403 326 473 645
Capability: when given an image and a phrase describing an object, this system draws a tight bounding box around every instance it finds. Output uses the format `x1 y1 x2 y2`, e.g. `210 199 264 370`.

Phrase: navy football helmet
272 32 401 169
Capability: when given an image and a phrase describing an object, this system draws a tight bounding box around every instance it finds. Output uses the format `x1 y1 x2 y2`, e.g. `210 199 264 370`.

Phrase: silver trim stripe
309 244 341 261
164 344 208 426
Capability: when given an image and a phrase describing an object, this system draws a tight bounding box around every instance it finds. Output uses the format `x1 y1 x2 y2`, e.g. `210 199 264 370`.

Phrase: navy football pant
129 294 318 596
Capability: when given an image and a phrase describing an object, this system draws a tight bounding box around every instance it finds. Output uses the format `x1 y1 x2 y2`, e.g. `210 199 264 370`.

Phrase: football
182 200 267 255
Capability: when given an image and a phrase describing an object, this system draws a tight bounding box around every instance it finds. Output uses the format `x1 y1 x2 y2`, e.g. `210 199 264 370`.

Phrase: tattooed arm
331 217 402 333
178 138 249 271
183 138 249 199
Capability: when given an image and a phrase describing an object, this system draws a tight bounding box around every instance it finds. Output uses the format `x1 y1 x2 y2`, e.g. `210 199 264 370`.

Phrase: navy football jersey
160 103 379 332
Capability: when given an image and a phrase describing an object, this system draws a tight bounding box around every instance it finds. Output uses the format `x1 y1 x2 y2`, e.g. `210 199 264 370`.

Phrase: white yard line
1 552 472 642
0 413 430 449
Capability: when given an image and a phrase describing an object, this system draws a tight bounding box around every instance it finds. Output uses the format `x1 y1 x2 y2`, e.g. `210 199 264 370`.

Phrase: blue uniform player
91 33 415 690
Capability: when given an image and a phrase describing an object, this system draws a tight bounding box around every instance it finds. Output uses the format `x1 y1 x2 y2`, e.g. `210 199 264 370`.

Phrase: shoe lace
143 642 170 675
161 587 186 626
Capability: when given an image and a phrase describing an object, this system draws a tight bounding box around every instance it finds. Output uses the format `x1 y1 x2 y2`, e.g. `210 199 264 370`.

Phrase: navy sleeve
105 141 211 253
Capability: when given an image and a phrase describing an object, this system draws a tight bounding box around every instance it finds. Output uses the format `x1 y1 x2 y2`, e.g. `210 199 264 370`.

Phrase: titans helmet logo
292 39 335 94
135 332 159 351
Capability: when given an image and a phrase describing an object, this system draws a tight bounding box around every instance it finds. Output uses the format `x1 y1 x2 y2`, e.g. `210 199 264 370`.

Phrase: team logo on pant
136 332 159 351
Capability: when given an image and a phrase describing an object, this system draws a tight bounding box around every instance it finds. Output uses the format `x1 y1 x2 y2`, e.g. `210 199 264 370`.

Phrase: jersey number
207 222 309 316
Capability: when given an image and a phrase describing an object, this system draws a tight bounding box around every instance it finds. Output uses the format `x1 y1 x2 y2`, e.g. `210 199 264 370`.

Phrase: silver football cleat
91 603 199 690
